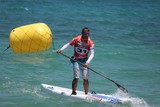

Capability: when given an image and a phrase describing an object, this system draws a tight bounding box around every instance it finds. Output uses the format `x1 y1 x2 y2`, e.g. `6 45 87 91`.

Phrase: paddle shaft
60 52 128 93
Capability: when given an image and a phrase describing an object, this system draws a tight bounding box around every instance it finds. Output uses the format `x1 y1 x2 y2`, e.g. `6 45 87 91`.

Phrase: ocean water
0 0 160 107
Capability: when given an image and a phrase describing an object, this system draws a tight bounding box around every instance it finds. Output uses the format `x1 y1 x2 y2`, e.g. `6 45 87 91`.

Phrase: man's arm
84 44 94 67
56 43 71 53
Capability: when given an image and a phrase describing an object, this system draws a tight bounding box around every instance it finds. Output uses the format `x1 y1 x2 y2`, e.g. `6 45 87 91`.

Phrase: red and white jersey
69 35 94 58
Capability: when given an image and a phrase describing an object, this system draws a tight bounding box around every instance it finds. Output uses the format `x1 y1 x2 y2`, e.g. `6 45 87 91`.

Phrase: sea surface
0 0 160 107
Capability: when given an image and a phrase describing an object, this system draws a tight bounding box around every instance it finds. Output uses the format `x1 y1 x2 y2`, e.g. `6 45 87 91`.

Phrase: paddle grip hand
83 62 89 68
56 50 62 54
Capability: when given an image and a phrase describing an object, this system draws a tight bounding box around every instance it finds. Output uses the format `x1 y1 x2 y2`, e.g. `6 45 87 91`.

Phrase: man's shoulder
88 38 94 44
70 35 81 45
76 35 81 38
72 35 81 40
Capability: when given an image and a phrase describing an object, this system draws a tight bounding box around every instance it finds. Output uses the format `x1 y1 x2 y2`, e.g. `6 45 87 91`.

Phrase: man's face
82 29 89 39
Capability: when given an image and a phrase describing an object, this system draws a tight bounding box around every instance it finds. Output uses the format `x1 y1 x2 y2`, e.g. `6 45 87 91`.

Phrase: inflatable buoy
9 23 52 53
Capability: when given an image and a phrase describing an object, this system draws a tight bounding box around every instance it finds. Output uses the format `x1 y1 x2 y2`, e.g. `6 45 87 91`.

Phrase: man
56 27 94 95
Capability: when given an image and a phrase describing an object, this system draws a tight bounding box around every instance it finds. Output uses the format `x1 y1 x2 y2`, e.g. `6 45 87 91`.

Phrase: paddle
59 52 128 93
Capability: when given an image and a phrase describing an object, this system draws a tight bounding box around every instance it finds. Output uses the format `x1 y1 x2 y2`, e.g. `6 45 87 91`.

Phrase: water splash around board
110 89 150 107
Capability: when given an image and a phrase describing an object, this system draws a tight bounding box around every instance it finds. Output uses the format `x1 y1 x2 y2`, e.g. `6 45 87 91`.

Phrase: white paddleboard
41 83 131 104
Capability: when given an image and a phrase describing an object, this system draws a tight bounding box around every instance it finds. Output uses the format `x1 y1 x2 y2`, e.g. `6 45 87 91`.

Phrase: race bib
75 47 88 55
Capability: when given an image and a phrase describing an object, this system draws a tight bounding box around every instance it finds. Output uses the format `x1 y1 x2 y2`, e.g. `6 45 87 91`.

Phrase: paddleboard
41 83 131 104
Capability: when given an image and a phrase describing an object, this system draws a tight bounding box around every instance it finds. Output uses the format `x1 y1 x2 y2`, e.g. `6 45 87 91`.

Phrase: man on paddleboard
56 27 94 95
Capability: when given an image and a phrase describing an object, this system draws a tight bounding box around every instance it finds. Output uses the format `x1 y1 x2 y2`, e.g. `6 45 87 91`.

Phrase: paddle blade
115 83 128 93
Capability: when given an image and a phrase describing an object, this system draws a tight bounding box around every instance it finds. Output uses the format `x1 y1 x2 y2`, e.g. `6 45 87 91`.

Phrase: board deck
41 83 131 104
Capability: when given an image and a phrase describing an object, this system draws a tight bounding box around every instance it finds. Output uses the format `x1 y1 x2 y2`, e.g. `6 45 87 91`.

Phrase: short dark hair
81 27 90 34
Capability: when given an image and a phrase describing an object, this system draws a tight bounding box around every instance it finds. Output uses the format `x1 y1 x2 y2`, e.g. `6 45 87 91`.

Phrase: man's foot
71 91 77 95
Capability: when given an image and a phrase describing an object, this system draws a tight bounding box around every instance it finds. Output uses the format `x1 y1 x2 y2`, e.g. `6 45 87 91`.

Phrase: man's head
81 27 90 39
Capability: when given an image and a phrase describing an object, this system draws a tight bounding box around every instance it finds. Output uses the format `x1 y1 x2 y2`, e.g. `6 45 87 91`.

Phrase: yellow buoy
9 23 52 53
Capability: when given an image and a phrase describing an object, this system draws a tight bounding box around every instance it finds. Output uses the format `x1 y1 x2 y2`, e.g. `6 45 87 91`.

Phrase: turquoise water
0 0 160 107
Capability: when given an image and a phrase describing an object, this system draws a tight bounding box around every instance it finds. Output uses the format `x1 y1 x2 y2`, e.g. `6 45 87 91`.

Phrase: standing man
56 27 94 95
